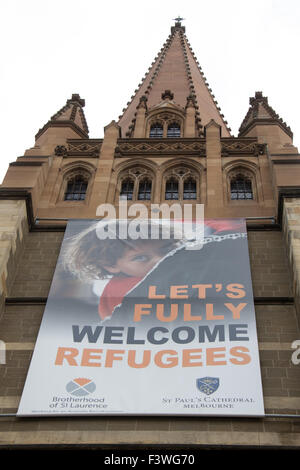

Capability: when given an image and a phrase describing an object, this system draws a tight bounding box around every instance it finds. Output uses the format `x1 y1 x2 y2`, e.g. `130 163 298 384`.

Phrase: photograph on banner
17 218 264 417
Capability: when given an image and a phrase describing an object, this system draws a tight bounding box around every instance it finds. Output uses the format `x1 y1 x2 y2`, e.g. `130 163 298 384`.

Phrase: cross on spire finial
171 16 186 33
173 16 185 25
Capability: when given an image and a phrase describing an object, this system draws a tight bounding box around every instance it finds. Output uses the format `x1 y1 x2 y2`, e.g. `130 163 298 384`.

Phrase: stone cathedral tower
0 19 300 450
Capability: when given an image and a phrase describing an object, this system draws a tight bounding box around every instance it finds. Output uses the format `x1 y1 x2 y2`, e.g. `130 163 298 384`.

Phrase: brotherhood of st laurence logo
66 378 96 396
196 377 219 395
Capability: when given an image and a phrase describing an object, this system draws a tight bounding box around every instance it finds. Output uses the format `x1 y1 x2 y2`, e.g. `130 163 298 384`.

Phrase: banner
17 218 264 416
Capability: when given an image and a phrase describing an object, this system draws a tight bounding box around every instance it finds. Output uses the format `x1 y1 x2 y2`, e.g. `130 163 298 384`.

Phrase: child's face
104 241 171 278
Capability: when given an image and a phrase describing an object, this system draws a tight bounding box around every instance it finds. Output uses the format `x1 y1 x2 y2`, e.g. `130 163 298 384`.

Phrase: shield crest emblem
196 377 219 395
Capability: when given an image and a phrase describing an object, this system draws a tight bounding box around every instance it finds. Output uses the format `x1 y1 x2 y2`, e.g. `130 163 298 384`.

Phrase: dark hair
63 220 180 280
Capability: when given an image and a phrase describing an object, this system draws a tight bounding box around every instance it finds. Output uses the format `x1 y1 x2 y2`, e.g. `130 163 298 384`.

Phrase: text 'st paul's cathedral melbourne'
0 19 300 450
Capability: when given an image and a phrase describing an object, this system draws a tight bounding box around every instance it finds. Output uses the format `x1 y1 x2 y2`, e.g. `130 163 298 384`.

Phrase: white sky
0 0 299 183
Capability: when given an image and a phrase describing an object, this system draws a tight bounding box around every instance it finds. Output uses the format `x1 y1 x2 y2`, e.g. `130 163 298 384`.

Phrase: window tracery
138 178 152 200
120 178 134 200
165 177 179 200
167 122 181 138
118 167 154 201
63 168 91 201
149 122 163 138
148 113 182 138
164 167 198 201
183 177 197 200
226 166 256 202
230 176 253 200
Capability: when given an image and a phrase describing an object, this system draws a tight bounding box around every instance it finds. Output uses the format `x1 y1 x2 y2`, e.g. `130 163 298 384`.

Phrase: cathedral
0 18 300 450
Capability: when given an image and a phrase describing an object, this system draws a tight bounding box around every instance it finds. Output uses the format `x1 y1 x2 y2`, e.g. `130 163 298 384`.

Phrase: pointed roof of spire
35 94 89 139
239 91 292 138
118 21 231 137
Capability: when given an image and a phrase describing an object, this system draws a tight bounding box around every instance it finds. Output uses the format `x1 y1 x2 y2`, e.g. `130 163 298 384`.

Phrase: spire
35 93 89 140
118 21 231 138
239 91 292 138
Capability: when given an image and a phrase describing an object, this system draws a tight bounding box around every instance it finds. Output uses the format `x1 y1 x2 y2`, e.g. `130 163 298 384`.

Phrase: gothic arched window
167 122 181 138
149 122 163 138
120 178 134 200
165 177 179 200
183 177 197 200
163 166 199 201
64 175 88 201
117 167 155 202
230 176 253 200
138 179 152 200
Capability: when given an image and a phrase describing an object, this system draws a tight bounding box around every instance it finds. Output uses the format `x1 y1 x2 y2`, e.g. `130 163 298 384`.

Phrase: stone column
184 96 196 137
0 200 27 314
133 96 147 138
153 168 162 204
205 120 223 207
257 146 275 208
